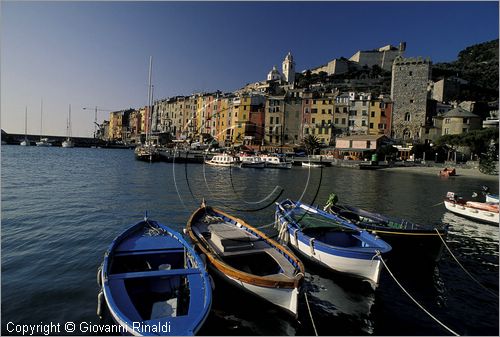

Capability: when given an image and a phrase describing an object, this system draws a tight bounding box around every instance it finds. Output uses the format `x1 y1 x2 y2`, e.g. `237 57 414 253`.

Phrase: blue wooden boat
98 217 212 335
275 199 391 286
324 193 448 264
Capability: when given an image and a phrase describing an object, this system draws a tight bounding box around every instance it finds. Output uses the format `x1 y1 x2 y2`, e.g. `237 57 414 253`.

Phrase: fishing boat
324 193 448 264
301 161 324 168
260 154 292 169
20 107 30 146
185 202 304 316
98 216 212 335
275 199 391 286
444 192 499 225
62 104 74 148
135 56 161 163
238 155 265 168
204 153 239 167
36 99 52 147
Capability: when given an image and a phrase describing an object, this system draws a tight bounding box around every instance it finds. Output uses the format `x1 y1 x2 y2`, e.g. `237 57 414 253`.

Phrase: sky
1 1 498 138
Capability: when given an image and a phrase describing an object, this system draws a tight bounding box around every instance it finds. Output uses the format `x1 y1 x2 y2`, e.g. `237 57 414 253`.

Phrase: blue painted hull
100 219 212 336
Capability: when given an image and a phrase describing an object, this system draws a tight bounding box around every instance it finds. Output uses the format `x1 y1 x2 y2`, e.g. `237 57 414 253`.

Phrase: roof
441 107 480 118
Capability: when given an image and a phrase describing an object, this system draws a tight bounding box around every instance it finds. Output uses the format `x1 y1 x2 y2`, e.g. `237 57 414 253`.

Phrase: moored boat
275 199 391 286
204 153 239 167
185 202 304 316
260 154 292 169
99 217 212 335
486 194 499 203
324 193 448 264
444 192 499 224
238 155 265 168
134 144 161 162
301 161 324 168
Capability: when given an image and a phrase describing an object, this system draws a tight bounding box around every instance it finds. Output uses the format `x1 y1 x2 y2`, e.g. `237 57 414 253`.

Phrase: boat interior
107 224 206 323
193 213 297 281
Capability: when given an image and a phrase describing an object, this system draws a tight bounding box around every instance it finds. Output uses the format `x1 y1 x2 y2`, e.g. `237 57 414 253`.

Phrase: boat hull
186 206 304 316
444 199 499 224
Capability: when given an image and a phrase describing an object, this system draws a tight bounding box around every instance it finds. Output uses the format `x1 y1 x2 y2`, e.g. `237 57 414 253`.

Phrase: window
445 118 450 124
444 128 449 135
305 99 309 104
371 111 375 117
367 141 371 148
405 112 411 121
334 118 339 124
370 123 374 129
313 100 316 104
342 118 346 125
311 108 318 113
322 109 326 114
276 117 280 124
410 99 414 103
312 128 315 135
328 109 332 114
243 114 246 120
244 106 247 110
463 118 469 124
318 128 323 134
409 71 413 76
362 101 367 106
270 117 274 124
312 118 316 124
361 120 367 126
463 128 468 133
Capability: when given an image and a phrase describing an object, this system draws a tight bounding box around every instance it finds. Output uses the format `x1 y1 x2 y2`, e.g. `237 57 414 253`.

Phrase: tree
304 135 321 155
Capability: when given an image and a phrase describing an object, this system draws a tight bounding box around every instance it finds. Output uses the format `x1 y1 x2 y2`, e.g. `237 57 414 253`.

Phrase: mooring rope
435 228 499 298
376 251 459 336
431 201 444 207
304 291 318 336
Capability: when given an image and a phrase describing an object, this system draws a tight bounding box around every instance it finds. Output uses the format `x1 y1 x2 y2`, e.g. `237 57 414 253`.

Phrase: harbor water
2 146 498 335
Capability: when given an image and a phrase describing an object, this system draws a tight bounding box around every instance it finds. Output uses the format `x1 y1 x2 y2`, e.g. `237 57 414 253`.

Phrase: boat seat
209 224 255 252
107 279 143 322
113 248 185 257
108 268 199 280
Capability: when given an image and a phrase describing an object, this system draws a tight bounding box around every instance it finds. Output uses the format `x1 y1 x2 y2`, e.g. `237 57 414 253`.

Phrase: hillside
432 39 499 101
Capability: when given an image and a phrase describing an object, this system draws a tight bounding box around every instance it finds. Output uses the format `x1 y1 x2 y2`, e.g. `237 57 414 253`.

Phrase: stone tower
390 56 432 142
282 52 295 85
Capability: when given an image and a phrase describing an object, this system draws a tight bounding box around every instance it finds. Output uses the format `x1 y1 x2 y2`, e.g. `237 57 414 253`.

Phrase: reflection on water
2 146 498 335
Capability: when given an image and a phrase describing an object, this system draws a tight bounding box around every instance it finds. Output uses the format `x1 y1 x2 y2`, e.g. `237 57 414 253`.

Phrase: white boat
205 153 239 167
260 155 292 169
36 99 52 147
20 107 30 146
275 200 392 287
238 155 265 168
486 194 499 203
444 192 499 225
186 203 304 316
301 161 324 168
62 104 74 148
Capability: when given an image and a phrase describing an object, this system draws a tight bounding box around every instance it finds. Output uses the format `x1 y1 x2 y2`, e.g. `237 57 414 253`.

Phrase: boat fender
209 275 215 290
309 238 315 255
97 290 104 319
293 228 299 246
97 265 103 287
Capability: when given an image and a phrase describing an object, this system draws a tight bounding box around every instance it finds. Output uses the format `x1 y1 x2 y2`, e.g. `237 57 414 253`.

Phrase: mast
40 98 43 141
25 106 28 139
147 56 153 145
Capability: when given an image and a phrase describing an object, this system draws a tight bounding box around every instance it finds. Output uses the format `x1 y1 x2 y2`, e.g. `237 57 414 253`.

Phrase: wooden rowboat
185 202 304 316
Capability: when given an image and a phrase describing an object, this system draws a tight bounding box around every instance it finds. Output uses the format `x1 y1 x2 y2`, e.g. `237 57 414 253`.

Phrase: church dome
267 66 281 81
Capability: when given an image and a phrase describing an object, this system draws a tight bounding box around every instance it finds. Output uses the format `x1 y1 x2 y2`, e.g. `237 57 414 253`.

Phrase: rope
431 201 444 207
435 228 499 298
304 291 318 336
376 251 459 336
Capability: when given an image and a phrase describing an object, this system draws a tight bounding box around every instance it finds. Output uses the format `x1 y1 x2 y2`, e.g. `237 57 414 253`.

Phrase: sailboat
20 106 30 146
36 99 52 147
62 104 75 148
134 56 160 162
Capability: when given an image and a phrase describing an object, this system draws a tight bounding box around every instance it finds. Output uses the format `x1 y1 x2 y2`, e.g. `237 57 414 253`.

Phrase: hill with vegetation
432 39 499 101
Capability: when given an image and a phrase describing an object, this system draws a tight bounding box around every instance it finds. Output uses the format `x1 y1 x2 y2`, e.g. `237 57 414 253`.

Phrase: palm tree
304 135 321 155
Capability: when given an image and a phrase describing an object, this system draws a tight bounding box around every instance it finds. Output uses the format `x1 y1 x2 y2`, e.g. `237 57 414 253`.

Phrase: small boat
99 217 212 335
301 161 324 168
324 193 448 264
260 155 292 169
186 202 304 316
36 99 52 147
204 153 239 167
135 144 161 162
275 199 391 286
439 167 456 177
62 104 75 148
444 192 499 224
20 107 30 146
238 155 265 168
486 194 499 203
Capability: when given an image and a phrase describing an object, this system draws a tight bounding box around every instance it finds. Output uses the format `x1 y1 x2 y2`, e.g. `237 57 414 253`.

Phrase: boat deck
193 218 297 281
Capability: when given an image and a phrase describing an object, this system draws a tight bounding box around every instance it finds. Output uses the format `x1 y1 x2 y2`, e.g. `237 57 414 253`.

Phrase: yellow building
307 97 335 145
108 110 123 140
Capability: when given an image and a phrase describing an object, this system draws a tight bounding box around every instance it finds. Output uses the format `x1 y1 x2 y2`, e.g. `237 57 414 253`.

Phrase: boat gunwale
186 206 304 289
101 219 212 335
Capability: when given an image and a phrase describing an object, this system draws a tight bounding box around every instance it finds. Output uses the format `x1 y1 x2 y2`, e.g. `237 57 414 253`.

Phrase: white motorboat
444 192 499 225
205 153 239 167
238 155 265 168
302 161 324 168
260 155 292 169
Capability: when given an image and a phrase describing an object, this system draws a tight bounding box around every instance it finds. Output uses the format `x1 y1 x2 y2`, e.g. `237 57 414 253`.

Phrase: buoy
97 290 104 318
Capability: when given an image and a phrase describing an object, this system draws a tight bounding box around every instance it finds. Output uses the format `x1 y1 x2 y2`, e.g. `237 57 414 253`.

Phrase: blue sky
1 1 498 137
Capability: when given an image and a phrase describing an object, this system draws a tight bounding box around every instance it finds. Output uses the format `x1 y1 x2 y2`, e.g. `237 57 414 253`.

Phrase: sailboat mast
147 56 153 144
40 98 43 141
25 106 28 138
